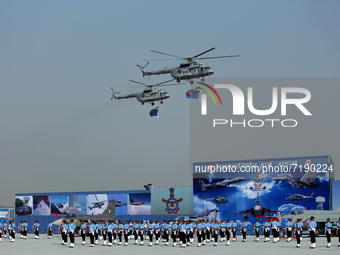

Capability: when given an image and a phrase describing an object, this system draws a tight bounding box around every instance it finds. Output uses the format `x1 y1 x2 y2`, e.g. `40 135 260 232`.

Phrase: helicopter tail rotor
111 87 120 100
136 62 149 77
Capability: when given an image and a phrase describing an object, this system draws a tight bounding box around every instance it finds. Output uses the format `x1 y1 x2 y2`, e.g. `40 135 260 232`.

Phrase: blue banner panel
50 195 69 215
193 156 331 225
69 194 87 213
15 196 33 216
129 193 151 215
87 194 108 215
108 193 128 215
33 196 51 216
332 180 340 210
151 187 193 215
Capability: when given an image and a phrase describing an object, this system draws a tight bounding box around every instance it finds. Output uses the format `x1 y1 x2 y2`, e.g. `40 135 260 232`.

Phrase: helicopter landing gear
141 102 144 105
190 80 194 85
201 77 205 82
160 101 163 104
151 102 154 106
176 78 180 83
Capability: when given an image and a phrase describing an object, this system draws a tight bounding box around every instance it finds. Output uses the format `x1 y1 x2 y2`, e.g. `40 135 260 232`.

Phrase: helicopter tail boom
137 62 174 77
136 62 149 77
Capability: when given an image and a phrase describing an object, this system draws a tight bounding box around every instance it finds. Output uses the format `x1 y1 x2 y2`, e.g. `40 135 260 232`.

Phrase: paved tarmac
1 234 340 255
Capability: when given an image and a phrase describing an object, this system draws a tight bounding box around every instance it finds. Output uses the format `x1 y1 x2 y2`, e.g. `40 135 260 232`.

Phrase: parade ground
1 234 340 255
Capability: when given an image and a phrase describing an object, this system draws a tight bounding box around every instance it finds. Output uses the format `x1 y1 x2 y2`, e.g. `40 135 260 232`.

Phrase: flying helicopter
137 47 240 84
111 79 183 106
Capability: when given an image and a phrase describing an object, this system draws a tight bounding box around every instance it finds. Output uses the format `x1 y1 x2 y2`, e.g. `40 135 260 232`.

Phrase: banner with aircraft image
193 155 332 225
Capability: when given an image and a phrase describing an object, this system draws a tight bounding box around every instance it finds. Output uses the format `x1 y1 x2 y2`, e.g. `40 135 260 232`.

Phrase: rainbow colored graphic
197 82 222 106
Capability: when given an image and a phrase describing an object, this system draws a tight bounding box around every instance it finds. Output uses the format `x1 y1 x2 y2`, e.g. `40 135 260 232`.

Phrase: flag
149 107 159 117
186 89 200 99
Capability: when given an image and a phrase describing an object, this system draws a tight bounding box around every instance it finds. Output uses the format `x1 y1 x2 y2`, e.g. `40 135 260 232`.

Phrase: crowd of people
1 217 339 249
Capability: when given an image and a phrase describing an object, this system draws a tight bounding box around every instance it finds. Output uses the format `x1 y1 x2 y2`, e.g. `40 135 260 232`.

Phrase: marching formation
1 217 340 250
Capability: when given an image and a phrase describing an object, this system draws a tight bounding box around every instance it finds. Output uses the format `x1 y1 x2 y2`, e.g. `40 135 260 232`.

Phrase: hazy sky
1 0 339 207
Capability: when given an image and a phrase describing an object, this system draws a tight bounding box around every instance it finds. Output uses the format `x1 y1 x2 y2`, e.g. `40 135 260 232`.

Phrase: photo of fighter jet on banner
193 156 332 224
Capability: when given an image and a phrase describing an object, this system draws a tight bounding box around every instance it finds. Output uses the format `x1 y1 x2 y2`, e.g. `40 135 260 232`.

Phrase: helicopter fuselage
139 61 214 82
137 87 170 104
171 61 214 81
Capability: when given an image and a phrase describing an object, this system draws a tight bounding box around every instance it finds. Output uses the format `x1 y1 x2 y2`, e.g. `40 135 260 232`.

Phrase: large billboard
151 187 193 215
193 156 332 223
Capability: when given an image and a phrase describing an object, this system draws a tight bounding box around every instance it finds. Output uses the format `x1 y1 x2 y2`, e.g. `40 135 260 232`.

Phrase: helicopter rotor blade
156 83 186 87
129 80 149 86
150 50 184 59
195 55 241 60
152 79 176 86
191 47 216 59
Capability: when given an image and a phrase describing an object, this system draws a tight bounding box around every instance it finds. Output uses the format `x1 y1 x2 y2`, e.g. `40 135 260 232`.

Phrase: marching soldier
220 219 226 242
226 219 232 245
33 220 40 239
212 220 219 246
133 220 139 245
112 220 118 244
123 221 130 246
232 220 237 241
102 221 108 246
68 219 76 248
2 221 7 238
254 219 260 242
117 221 123 245
138 220 145 245
325 218 332 248
295 218 303 248
62 220 69 245
179 221 187 248
147 221 154 246
154 220 160 245
47 221 53 239
241 219 247 242
206 220 212 242
196 220 203 247
171 220 178 246
8 220 16 242
22 220 28 239
201 220 206 245
263 219 271 242
107 221 114 246
307 216 317 249
286 218 292 242
89 221 96 247
271 218 280 243
188 220 195 243
80 221 87 245
162 220 170 246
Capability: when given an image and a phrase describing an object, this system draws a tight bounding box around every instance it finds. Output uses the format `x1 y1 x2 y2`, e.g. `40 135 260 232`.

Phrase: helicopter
111 79 182 105
137 47 240 84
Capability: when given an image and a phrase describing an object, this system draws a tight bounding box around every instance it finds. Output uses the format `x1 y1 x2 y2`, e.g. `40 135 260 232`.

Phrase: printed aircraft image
272 171 321 188
204 195 229 204
115 201 127 207
285 192 314 202
199 177 246 190
130 199 146 206
69 201 85 211
88 195 106 210
52 199 116 228
193 208 219 220
234 193 281 220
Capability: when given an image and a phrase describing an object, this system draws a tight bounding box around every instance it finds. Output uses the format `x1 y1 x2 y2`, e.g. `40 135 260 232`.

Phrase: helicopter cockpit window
179 63 190 68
